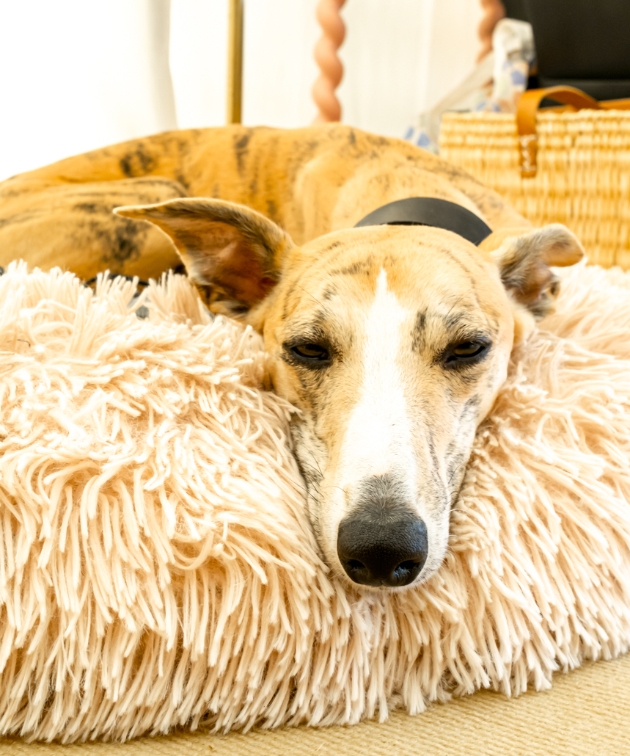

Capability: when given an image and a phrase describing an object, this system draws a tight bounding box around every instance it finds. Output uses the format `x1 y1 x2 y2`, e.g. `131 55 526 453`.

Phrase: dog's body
0 125 584 590
0 125 528 279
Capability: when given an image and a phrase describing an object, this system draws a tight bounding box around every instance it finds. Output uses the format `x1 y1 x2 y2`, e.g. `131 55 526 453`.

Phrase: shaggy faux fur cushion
1 260 630 742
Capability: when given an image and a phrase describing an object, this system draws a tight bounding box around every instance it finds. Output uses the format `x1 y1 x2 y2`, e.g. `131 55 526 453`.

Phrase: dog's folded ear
115 199 295 315
480 223 585 319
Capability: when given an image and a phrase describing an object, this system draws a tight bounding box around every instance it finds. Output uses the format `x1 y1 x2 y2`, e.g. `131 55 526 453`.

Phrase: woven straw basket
439 86 630 269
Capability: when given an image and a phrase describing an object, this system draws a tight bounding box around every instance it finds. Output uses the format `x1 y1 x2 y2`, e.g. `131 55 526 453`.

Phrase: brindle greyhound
0 125 584 589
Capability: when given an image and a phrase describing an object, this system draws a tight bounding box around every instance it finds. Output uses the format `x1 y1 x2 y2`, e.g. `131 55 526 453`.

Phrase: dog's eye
452 342 485 357
289 342 331 364
443 339 490 366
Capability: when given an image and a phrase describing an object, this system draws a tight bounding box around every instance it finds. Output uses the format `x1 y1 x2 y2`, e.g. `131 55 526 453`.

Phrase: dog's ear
115 198 295 315
480 224 584 319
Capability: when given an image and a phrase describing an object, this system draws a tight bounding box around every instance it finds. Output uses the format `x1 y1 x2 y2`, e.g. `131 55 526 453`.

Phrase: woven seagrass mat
2 652 629 756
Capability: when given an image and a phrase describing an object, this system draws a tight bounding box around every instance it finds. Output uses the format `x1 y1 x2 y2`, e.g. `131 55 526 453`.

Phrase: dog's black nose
337 513 428 588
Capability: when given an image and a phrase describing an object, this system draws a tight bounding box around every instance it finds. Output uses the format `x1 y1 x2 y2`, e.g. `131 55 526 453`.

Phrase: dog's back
0 125 528 279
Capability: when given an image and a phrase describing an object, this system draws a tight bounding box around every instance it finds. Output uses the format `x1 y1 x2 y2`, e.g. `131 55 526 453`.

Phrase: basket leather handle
517 86 601 177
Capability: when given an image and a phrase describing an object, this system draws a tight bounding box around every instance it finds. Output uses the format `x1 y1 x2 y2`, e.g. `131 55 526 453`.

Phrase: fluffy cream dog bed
1 260 630 743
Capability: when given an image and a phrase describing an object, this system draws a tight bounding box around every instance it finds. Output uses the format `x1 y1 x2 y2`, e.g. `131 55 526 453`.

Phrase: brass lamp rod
227 0 244 124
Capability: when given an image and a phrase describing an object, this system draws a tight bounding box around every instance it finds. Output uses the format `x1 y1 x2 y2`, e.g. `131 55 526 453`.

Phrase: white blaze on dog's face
116 200 584 590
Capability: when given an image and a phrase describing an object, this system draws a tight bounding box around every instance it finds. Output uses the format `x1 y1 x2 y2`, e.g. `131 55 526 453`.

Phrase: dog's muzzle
337 510 428 588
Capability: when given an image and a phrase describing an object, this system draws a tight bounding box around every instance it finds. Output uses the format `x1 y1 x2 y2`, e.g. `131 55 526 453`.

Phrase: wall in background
0 0 481 180
340 0 482 137
170 0 229 129
0 0 178 179
242 0 321 127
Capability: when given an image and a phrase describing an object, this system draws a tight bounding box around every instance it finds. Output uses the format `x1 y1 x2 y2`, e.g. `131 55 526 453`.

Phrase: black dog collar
354 197 492 246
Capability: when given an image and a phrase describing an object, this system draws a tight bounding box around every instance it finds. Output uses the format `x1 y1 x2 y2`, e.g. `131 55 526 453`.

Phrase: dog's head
116 199 583 590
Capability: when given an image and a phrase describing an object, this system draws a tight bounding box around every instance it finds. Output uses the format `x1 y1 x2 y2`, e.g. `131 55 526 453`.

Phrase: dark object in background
501 0 528 23
502 0 630 100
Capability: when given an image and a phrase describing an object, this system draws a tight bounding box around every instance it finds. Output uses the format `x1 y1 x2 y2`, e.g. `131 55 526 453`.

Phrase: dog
0 124 584 589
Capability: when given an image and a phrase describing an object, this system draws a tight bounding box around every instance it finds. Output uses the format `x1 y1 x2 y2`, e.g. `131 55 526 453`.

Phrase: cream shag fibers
1 260 630 742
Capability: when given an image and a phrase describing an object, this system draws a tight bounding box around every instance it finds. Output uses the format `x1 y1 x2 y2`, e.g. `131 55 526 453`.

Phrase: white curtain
0 0 177 179
0 0 481 181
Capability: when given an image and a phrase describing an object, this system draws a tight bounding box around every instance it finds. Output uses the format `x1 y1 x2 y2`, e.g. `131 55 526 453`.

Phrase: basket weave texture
440 110 630 269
